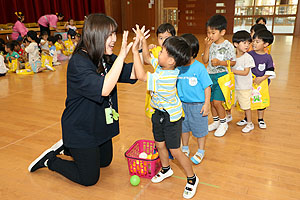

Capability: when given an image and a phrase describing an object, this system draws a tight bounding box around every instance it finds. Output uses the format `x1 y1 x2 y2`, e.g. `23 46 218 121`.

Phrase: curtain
0 0 105 24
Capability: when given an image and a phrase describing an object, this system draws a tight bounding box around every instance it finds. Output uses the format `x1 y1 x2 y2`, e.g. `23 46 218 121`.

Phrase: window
234 0 299 34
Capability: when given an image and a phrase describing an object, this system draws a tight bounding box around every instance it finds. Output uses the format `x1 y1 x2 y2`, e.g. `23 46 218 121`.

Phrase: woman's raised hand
119 30 133 58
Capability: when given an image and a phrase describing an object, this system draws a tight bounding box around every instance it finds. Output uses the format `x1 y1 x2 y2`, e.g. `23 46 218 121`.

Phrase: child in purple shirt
238 30 275 129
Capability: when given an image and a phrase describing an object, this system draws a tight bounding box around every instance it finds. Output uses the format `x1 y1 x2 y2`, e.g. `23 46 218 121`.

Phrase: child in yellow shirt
54 34 68 61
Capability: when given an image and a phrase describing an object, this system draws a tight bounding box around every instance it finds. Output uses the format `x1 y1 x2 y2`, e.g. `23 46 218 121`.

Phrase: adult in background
38 13 64 36
12 12 28 41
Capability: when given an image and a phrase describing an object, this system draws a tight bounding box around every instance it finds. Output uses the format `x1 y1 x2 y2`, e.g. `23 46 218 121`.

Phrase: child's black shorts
151 109 183 149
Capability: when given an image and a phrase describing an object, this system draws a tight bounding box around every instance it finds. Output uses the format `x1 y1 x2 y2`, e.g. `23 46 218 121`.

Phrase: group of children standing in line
0 22 81 76
131 14 275 199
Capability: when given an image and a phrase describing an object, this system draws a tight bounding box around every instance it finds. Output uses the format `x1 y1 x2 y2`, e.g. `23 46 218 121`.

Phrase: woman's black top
61 50 136 148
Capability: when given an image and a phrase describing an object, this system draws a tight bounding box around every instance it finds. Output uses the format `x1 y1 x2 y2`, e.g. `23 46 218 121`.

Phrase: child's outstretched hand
132 24 150 41
204 37 213 48
119 30 133 58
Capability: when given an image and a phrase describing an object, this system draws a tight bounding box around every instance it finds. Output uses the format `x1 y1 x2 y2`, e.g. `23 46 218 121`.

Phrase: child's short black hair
206 14 227 31
156 23 176 37
232 30 252 45
22 36 30 44
250 24 267 33
256 17 267 24
67 29 76 39
180 33 199 58
162 36 191 67
41 31 48 36
27 30 40 44
5 42 15 51
55 34 63 41
47 36 56 44
11 40 20 47
57 13 64 18
253 29 274 45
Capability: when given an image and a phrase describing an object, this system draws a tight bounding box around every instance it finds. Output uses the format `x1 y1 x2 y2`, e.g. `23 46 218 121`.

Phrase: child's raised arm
132 32 147 82
133 25 151 65
202 37 212 64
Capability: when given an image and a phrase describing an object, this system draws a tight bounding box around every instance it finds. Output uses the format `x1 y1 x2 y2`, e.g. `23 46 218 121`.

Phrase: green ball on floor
130 175 140 186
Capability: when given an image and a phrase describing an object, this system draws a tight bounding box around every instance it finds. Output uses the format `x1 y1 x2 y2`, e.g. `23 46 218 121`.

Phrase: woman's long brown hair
73 13 118 73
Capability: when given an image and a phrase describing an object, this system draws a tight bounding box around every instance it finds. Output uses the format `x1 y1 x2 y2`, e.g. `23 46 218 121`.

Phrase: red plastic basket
125 140 161 179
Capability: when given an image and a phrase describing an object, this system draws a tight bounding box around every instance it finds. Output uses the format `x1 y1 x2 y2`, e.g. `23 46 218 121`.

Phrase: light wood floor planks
0 34 299 200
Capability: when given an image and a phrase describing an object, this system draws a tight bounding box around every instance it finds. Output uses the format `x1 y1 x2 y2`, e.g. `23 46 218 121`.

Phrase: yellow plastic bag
8 59 19 73
250 76 270 110
41 55 53 68
145 91 155 118
235 75 270 111
16 69 34 75
25 62 31 70
145 61 160 118
149 46 162 59
217 61 235 109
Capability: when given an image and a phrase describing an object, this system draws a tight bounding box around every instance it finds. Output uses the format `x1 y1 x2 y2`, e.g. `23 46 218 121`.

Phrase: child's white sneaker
151 168 173 183
183 175 199 199
242 123 254 133
258 120 267 129
214 122 228 137
237 119 247 126
191 152 204 165
208 121 220 131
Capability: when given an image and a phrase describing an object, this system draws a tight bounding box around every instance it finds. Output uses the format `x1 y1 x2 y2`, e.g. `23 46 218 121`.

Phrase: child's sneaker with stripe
183 175 199 199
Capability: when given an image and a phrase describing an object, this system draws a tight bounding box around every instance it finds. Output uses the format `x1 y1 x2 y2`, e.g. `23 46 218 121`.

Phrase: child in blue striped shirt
132 25 199 199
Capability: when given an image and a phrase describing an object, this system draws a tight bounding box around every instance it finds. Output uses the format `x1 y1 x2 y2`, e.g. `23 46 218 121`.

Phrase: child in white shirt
231 30 256 133
0 54 8 76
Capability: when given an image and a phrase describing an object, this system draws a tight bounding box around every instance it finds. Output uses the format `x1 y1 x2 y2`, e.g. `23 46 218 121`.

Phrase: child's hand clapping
132 25 150 42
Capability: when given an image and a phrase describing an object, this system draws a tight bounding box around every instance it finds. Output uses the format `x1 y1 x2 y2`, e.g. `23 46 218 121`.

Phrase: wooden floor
0 34 300 200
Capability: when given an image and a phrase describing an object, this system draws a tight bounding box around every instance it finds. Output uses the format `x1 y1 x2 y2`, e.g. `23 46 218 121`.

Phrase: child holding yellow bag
242 30 275 129
202 15 236 137
231 31 256 133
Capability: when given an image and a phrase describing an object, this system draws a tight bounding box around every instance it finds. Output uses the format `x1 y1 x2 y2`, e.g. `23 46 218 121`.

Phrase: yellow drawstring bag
41 55 53 68
217 60 235 110
8 59 19 73
250 75 270 110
